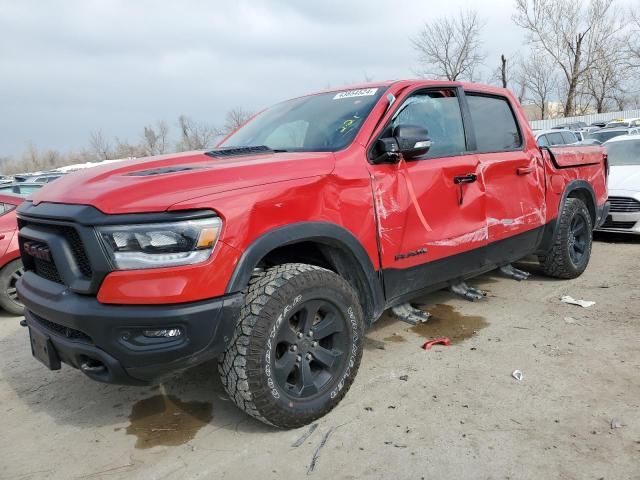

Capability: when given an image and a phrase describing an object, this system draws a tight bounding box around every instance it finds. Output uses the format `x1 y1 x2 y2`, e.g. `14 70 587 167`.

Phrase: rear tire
0 259 24 316
219 263 364 429
538 198 592 279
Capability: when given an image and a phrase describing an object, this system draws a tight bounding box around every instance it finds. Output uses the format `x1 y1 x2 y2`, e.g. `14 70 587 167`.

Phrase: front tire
0 259 24 316
219 263 364 429
538 198 593 279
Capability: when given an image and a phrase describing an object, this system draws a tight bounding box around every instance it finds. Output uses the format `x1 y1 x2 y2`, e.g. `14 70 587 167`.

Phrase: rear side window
391 89 466 159
467 94 522 153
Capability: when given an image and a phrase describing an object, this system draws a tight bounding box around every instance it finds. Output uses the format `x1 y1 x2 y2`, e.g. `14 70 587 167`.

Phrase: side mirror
392 124 431 159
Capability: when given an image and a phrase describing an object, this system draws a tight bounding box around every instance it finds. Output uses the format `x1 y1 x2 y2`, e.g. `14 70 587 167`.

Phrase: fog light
143 328 183 338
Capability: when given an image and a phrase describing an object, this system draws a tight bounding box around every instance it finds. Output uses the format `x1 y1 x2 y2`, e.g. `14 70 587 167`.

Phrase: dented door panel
480 149 547 244
370 154 487 272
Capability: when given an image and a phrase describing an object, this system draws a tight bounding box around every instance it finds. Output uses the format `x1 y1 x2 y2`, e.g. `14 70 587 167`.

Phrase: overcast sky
0 0 524 156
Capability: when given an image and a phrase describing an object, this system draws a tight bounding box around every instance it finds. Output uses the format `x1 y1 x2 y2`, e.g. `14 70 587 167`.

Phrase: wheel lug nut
312 341 318 347
290 345 297 352
297 332 304 339
305 353 312 361
296 355 302 363
308 331 314 338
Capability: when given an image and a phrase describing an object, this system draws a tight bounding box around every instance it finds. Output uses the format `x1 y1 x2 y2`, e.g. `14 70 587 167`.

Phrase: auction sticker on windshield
333 88 378 100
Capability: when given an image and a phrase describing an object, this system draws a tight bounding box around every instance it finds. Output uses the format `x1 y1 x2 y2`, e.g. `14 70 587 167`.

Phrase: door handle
0 235 5 240
517 166 534 175
453 174 477 184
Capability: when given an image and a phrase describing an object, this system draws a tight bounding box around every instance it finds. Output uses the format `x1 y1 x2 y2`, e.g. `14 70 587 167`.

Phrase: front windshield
587 130 627 143
219 87 387 152
605 140 640 165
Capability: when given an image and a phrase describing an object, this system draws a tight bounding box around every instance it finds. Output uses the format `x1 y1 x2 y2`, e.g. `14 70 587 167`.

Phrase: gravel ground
1 234 639 480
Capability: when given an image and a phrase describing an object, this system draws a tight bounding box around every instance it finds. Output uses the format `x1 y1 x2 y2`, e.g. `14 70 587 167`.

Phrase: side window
537 135 549 147
560 132 577 144
467 94 522 153
547 132 565 145
391 89 466 158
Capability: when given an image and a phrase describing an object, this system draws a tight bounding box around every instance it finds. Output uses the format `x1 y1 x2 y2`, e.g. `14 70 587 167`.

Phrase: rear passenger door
465 92 546 248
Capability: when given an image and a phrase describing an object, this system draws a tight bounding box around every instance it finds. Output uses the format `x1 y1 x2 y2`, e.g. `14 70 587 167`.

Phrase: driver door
367 88 487 301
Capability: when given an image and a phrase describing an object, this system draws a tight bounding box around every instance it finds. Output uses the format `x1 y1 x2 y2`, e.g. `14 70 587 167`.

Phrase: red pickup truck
17 80 607 428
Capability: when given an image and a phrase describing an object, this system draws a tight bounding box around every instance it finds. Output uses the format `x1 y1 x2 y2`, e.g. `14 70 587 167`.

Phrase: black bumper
19 271 243 385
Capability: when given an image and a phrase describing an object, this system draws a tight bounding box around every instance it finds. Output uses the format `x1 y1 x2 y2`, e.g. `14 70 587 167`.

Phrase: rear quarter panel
543 146 608 221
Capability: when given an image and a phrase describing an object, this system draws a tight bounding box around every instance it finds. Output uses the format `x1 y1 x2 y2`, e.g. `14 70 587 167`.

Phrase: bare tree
412 10 486 81
142 121 170 156
520 53 559 119
513 0 622 116
88 130 112 160
223 107 253 134
176 115 220 151
583 42 629 113
499 54 508 88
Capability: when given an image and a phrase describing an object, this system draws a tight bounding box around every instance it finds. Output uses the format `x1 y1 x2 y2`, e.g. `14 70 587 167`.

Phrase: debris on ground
560 295 595 308
422 337 452 350
292 423 318 448
512 370 524 381
611 418 625 429
399 375 409 381
564 317 577 324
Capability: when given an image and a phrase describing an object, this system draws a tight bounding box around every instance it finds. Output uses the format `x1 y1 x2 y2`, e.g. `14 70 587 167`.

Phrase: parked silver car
597 135 640 234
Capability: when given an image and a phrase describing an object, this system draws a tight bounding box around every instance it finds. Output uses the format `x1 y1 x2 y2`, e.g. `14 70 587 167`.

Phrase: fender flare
225 222 385 320
537 180 598 254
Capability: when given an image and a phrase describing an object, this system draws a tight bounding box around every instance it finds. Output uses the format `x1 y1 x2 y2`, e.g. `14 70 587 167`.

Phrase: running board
391 303 432 325
499 264 530 281
449 281 487 302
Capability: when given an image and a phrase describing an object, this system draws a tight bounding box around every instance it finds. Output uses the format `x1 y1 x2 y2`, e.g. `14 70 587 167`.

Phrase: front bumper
595 195 640 235
19 271 242 384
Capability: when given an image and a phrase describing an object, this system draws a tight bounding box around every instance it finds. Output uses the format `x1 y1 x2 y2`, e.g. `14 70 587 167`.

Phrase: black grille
608 196 640 213
32 314 92 343
601 219 637 229
60 227 92 277
33 257 63 284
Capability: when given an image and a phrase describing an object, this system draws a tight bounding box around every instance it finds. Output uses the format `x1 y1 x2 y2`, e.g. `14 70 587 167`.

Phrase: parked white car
597 135 640 234
535 129 580 147
605 118 640 129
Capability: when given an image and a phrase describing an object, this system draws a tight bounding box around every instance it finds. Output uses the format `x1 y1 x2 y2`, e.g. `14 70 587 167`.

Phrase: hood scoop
205 145 274 158
127 166 200 176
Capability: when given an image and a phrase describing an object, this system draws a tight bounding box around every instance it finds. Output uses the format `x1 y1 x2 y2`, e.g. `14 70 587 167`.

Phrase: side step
499 264 530 281
391 303 431 325
449 281 487 302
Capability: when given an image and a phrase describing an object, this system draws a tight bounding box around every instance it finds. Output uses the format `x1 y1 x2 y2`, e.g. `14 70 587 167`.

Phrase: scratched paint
426 225 488 247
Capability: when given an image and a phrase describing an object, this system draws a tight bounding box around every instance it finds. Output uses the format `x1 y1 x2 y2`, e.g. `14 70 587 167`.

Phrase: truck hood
608 165 640 193
30 150 336 214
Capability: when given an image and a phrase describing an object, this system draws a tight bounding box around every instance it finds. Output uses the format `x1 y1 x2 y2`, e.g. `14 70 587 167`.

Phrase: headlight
97 217 222 270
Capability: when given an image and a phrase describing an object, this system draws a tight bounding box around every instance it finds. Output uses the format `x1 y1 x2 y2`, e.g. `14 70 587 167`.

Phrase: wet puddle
410 304 488 344
126 395 213 449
